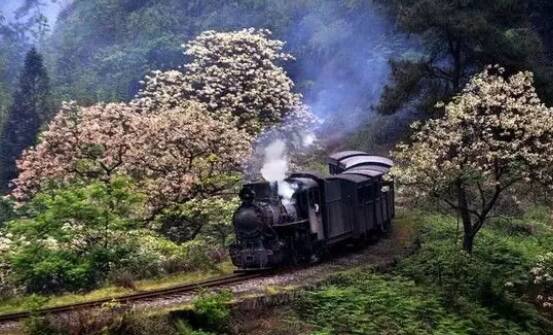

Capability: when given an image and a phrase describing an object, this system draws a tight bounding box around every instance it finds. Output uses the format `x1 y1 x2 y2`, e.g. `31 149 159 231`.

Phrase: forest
1 0 553 334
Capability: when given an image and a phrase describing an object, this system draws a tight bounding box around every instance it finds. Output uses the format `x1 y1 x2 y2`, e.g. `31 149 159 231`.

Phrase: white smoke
260 140 288 183
302 132 316 147
260 139 298 201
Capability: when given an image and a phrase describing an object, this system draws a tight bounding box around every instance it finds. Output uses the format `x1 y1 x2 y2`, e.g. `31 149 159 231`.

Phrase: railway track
0 272 264 324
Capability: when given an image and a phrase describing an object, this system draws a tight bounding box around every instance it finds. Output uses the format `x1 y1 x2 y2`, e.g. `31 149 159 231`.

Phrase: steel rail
0 272 264 323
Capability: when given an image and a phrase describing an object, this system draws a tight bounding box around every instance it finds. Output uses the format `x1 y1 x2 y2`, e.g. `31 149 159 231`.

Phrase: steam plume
260 139 297 201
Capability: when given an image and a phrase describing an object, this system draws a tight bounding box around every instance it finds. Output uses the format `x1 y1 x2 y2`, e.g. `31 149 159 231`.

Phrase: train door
308 189 324 241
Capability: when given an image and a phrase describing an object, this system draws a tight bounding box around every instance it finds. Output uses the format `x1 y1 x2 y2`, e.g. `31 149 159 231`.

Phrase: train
229 151 395 270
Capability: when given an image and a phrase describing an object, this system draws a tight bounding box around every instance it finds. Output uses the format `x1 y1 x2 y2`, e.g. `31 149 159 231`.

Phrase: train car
229 151 395 270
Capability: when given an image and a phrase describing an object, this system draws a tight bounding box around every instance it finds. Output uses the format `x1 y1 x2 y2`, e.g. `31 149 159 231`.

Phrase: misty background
0 0 70 26
0 0 417 152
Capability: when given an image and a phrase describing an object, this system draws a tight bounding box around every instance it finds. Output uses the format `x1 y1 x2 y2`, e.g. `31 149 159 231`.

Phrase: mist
281 1 413 137
0 0 71 28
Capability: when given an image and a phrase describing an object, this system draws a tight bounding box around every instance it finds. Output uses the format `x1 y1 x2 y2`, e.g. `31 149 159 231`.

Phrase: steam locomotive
229 151 395 270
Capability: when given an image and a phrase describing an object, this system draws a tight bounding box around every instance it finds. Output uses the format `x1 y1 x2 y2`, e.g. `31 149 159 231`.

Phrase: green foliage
0 196 15 229
156 197 239 247
128 234 225 277
0 176 232 294
377 0 553 115
0 47 52 192
175 320 216 335
43 0 407 108
297 270 533 335
5 177 146 292
395 212 553 332
190 290 233 333
293 210 553 334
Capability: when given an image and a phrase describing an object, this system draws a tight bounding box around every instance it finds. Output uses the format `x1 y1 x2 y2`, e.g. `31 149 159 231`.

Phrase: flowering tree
130 102 251 213
137 28 313 135
11 101 139 201
11 101 251 215
393 66 553 253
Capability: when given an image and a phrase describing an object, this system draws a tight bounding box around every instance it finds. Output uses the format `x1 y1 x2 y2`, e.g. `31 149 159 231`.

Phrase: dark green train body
229 151 395 270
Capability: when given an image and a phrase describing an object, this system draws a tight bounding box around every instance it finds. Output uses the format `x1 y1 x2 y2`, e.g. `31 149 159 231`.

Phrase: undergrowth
294 208 553 335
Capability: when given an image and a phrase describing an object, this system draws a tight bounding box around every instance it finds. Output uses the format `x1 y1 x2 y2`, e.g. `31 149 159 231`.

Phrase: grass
0 261 235 316
289 208 553 335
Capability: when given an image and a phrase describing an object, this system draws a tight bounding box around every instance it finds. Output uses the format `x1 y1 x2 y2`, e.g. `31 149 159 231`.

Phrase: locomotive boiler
229 151 395 270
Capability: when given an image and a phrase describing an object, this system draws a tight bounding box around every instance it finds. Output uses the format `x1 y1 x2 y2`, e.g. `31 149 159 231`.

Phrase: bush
10 248 96 293
5 178 146 293
188 290 233 333
174 320 215 335
126 233 224 279
155 197 239 248
3 177 234 294
0 196 15 229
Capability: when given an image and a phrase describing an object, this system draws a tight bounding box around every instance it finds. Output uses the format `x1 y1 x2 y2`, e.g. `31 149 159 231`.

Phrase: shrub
174 320 215 335
0 196 15 229
189 290 233 333
128 233 223 278
155 197 239 249
6 178 146 293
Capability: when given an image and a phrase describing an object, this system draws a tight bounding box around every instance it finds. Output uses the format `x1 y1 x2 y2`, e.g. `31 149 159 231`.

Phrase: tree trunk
456 181 474 254
463 233 474 253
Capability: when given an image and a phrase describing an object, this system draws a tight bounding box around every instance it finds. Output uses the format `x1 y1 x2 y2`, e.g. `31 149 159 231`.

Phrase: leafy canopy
378 0 552 115
0 47 51 192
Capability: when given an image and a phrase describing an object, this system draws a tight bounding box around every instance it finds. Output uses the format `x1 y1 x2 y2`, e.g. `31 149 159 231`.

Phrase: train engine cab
229 177 324 270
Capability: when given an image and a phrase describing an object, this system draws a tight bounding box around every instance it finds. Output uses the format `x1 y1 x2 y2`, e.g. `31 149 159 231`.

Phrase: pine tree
0 47 51 192
377 0 552 115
